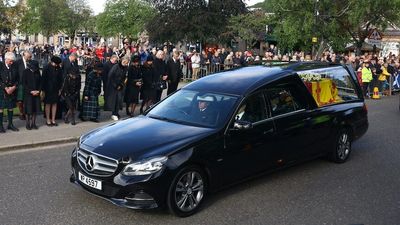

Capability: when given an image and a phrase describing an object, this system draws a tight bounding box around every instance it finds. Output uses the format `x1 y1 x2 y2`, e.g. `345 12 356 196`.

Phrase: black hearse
70 62 368 217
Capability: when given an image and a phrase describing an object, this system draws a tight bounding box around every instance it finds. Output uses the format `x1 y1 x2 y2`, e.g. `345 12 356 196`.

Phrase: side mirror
232 120 253 131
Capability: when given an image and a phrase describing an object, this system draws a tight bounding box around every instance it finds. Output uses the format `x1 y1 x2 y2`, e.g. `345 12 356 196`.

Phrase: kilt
17 85 24 101
0 91 16 109
81 95 100 120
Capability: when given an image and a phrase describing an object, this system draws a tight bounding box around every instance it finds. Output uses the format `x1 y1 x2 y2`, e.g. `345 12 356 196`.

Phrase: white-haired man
0 52 19 132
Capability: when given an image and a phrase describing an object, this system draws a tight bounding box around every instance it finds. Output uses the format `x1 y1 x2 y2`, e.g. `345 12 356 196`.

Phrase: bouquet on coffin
299 72 343 107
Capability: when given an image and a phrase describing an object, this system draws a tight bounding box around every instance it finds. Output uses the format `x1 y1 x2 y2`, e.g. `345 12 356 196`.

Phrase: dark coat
0 62 19 103
22 67 41 114
125 64 142 104
153 58 168 79
105 63 128 111
42 63 63 104
61 75 81 98
167 58 183 83
62 58 79 79
61 74 81 110
141 64 158 101
166 58 183 95
102 60 116 93
15 58 28 83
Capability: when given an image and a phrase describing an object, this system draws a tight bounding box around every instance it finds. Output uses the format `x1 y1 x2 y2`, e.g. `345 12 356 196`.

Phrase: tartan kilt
0 91 16 109
17 85 24 101
81 95 100 120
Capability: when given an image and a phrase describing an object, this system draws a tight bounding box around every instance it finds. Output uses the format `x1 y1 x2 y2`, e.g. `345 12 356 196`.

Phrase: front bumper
70 152 171 210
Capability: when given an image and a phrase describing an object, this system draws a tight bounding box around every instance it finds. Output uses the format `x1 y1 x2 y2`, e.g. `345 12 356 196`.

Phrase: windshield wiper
148 115 176 122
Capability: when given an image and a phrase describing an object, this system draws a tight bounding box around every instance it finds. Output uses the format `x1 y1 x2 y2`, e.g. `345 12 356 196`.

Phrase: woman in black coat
42 56 63 126
61 68 81 125
105 57 129 120
153 50 168 103
140 56 158 113
22 60 41 130
124 55 142 117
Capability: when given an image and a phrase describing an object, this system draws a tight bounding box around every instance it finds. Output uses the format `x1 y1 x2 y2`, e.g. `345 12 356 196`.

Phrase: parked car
70 62 368 217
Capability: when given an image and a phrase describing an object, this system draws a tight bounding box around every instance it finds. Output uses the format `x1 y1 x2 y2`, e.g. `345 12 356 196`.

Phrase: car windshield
147 90 239 128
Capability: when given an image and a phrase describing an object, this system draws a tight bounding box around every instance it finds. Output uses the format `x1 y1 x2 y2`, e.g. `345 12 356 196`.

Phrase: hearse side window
266 85 306 117
235 92 269 123
297 66 360 107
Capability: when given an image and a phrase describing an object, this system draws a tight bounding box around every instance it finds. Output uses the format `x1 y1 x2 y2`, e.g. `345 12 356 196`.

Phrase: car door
265 77 317 164
221 91 277 185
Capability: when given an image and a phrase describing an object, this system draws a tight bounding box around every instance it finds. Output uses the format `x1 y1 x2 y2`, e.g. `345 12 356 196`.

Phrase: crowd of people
1 40 399 133
0 40 189 133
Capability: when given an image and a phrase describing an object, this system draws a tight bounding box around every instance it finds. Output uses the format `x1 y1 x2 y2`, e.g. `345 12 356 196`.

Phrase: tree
0 0 24 38
263 0 400 56
96 0 155 40
226 10 269 49
61 0 93 47
19 0 67 40
146 0 247 44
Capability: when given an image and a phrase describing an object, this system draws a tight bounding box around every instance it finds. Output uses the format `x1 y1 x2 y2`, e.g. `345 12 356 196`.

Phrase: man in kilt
15 50 32 120
81 63 103 122
0 52 19 133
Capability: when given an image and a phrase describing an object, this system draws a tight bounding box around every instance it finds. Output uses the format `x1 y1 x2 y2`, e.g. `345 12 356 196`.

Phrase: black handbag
158 80 167 90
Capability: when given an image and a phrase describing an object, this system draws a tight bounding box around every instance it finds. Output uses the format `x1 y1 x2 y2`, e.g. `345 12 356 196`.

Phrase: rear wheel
330 128 352 163
167 166 206 217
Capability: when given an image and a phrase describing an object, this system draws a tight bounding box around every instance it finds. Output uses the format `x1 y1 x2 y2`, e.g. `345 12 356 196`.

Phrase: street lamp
312 0 319 60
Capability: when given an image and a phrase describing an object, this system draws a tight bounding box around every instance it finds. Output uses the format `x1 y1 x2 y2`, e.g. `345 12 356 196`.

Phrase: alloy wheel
174 171 204 212
337 132 350 160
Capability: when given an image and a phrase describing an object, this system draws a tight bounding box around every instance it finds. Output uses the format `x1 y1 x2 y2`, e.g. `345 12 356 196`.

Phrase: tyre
330 128 352 163
167 166 207 217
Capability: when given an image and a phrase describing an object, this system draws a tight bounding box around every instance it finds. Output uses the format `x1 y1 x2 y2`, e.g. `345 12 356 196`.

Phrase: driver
192 95 217 125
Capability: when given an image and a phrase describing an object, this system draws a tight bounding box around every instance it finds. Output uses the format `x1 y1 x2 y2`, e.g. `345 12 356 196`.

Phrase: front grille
77 148 119 177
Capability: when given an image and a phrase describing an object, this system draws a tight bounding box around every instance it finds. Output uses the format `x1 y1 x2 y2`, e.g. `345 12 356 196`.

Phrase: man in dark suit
0 52 19 132
167 52 183 95
192 95 217 126
15 50 32 120
62 52 79 79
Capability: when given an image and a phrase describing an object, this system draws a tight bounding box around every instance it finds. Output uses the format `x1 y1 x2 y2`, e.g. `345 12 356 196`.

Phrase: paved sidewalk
0 82 187 151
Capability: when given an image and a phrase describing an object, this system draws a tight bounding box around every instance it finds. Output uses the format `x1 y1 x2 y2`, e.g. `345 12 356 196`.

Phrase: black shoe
7 125 19 132
32 124 39 130
51 122 58 126
64 117 70 124
26 124 32 130
71 121 76 126
90 119 100 123
0 126 5 133
46 122 52 127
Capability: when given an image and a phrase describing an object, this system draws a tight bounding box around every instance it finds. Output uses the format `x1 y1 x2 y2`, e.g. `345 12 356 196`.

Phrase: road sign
312 37 318 43
368 29 383 40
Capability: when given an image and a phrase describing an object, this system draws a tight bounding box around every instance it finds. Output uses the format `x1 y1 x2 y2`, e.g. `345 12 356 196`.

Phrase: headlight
122 156 168 176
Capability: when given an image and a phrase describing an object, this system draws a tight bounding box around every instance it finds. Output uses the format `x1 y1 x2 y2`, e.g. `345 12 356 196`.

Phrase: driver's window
235 92 268 123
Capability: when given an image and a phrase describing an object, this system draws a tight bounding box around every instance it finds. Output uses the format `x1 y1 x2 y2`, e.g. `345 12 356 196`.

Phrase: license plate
78 172 102 190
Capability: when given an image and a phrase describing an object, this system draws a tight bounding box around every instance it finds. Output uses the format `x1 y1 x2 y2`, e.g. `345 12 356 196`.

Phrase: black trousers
167 82 179 96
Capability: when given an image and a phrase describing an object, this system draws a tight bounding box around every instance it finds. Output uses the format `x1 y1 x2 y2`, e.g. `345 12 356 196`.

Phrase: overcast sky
88 0 264 15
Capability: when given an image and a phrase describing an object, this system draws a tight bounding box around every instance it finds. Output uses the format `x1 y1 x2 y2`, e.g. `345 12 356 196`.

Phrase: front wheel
330 128 352 163
167 166 207 217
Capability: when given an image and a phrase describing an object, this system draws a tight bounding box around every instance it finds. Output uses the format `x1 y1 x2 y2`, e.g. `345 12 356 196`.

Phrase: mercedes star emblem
86 155 96 172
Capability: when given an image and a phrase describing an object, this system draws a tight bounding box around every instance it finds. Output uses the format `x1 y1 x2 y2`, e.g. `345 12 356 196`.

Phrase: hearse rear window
297 66 359 107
